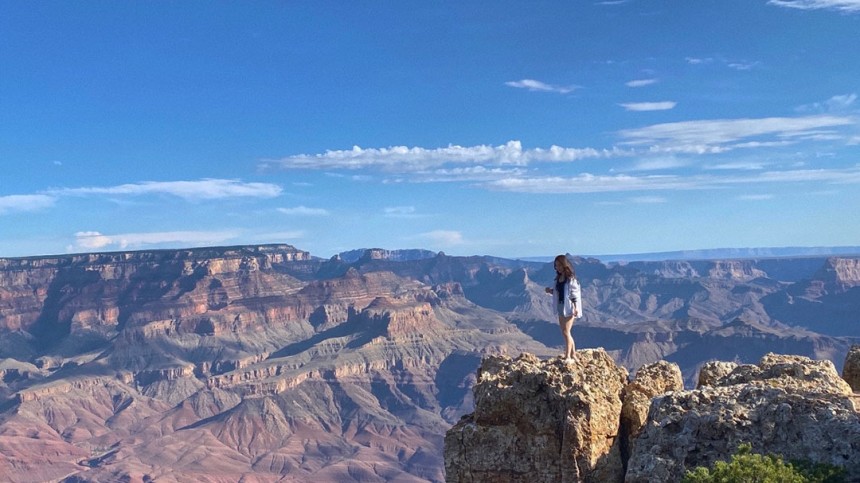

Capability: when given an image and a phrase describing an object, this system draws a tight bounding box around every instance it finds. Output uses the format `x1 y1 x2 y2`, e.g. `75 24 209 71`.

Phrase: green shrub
790 458 847 483
681 443 846 483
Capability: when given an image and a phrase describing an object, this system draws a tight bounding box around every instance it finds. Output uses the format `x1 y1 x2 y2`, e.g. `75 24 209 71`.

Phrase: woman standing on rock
545 255 582 363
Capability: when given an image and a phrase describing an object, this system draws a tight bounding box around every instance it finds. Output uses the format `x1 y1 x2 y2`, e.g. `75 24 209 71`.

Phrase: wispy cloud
71 230 239 251
54 179 282 200
705 161 769 171
255 230 306 241
737 194 775 200
415 166 528 183
631 196 667 203
619 101 677 111
263 115 857 189
626 79 658 87
686 56 762 71
417 230 464 246
618 114 855 153
796 93 858 113
384 206 423 218
0 194 56 215
685 57 713 65
277 206 330 216
266 141 617 173
483 165 860 194
504 79 579 94
768 0 860 12
727 61 761 71
486 173 695 193
628 157 689 171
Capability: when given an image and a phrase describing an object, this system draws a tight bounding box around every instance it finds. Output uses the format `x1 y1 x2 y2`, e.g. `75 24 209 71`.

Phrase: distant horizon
3 2 859 258
3 242 859 265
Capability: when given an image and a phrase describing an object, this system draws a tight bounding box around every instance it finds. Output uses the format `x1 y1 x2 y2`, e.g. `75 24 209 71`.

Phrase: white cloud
415 166 528 183
267 140 616 173
72 230 240 251
418 230 464 246
55 179 282 200
830 93 859 109
631 196 667 203
768 0 860 12
686 56 762 71
618 114 855 152
384 206 419 218
796 93 858 113
0 194 56 215
504 79 580 94
629 157 689 171
619 101 677 111
485 173 694 193
737 194 775 201
626 79 658 87
255 230 306 241
727 61 760 71
705 161 768 171
73 231 114 249
277 206 330 216
483 166 860 194
685 57 713 65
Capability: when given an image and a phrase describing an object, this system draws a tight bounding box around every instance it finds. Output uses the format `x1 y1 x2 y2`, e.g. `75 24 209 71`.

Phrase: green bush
681 443 846 483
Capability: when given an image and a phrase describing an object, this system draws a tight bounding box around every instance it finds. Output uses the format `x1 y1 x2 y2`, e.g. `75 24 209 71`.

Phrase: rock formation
619 360 683 466
2 245 860 481
446 351 860 483
0 245 557 482
843 344 860 392
444 350 628 483
626 353 860 482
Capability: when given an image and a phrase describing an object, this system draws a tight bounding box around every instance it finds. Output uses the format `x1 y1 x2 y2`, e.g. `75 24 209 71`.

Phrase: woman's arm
569 279 582 317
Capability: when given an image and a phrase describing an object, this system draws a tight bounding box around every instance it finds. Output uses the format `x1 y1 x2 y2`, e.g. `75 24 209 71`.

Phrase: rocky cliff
444 350 630 482
2 245 860 482
445 349 860 483
0 244 556 482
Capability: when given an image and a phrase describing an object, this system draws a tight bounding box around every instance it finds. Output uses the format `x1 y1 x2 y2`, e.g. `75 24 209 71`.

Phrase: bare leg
558 315 576 361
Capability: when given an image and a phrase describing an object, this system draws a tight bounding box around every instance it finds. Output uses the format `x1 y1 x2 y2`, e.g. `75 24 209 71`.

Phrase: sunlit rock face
0 245 311 343
444 349 629 483
619 360 683 465
3 245 860 482
446 352 860 483
0 245 555 482
626 353 860 483
842 344 860 392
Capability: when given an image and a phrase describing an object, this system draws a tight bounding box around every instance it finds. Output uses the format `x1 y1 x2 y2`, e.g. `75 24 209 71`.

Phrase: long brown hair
554 254 576 281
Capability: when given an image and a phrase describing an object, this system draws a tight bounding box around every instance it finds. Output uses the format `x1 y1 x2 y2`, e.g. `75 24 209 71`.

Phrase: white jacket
559 277 582 318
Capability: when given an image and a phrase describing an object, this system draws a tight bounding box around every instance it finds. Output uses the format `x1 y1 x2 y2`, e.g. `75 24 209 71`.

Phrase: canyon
1 244 859 481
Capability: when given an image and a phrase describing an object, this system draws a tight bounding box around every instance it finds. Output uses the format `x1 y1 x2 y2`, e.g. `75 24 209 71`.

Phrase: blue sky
1 1 859 259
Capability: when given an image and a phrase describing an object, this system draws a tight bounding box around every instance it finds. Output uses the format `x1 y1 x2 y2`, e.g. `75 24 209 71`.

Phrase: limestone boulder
620 360 683 460
842 344 860 392
445 349 629 483
696 360 737 388
625 353 860 483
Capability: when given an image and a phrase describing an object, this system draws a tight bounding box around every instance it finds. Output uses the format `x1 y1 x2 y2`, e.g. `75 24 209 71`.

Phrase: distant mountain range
519 245 860 263
1 244 859 481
